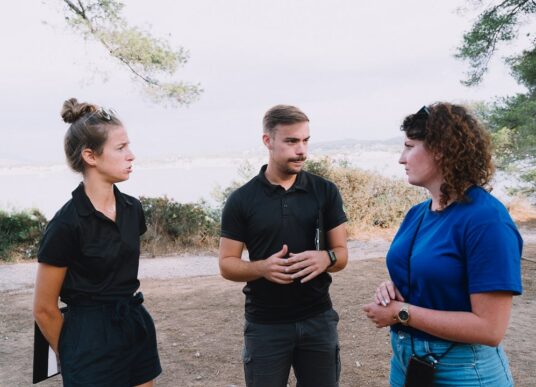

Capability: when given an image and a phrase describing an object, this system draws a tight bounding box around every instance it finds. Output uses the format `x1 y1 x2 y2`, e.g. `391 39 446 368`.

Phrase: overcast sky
0 0 530 165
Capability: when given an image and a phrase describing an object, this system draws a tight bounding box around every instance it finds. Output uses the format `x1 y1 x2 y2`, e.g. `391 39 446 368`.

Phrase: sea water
0 147 516 219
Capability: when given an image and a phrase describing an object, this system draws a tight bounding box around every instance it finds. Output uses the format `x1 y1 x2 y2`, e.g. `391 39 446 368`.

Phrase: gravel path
0 239 390 293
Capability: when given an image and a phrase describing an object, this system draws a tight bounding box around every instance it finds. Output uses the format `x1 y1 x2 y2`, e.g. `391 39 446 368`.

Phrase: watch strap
327 249 337 267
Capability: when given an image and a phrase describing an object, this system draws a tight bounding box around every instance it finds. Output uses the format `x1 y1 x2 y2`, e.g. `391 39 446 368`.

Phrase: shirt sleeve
323 182 348 231
220 190 247 242
137 200 148 236
466 221 523 295
37 218 77 267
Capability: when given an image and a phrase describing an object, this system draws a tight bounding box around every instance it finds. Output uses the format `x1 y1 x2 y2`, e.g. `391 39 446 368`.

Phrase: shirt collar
256 164 309 195
71 182 132 217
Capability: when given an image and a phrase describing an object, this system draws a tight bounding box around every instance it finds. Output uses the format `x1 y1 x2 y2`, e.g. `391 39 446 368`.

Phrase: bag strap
406 206 456 360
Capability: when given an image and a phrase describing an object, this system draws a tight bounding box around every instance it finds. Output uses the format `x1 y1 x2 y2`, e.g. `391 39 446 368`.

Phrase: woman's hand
365 292 514 345
363 279 406 329
375 280 404 306
363 300 403 328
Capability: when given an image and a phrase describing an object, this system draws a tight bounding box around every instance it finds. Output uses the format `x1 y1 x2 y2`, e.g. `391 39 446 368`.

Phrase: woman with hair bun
33 98 161 386
363 102 522 386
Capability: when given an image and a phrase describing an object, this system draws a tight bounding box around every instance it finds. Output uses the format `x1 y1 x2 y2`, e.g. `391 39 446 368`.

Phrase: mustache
288 156 307 162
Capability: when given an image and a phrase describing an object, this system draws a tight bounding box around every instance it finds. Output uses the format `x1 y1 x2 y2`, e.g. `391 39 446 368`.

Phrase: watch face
399 310 409 321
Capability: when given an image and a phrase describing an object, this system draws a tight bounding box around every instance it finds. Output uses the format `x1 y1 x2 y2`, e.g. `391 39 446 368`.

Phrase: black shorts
58 293 162 387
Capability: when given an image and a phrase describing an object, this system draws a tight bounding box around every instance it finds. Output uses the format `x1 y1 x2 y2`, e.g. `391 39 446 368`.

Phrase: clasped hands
362 280 405 328
261 244 330 284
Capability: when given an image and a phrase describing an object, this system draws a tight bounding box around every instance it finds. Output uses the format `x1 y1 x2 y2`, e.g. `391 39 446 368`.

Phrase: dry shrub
334 168 426 236
305 158 426 237
506 196 536 223
140 196 219 257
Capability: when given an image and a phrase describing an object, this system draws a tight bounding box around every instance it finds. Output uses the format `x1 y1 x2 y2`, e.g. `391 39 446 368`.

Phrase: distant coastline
0 139 522 218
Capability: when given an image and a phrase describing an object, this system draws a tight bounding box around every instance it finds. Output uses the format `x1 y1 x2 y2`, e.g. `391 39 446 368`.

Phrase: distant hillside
310 137 402 153
218 137 403 159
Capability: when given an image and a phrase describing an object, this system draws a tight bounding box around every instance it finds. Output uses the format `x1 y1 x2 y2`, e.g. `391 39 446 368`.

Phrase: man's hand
285 250 330 283
260 244 293 284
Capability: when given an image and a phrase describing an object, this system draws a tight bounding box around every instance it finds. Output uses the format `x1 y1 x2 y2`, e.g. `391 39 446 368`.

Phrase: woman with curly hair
363 102 522 386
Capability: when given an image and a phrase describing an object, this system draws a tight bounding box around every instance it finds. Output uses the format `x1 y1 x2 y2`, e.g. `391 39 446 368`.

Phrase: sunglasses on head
93 107 115 121
99 107 115 121
81 107 116 125
415 106 431 118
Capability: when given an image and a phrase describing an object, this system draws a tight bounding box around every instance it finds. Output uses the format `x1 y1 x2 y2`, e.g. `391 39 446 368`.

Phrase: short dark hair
263 105 309 135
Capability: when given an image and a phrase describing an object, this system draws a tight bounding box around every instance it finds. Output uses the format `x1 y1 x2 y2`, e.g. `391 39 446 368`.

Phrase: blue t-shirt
387 186 523 340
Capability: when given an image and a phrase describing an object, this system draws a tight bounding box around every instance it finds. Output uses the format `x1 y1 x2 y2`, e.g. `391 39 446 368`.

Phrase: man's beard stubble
284 155 307 175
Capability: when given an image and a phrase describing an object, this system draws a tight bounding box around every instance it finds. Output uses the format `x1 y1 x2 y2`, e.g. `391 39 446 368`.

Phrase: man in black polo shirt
219 105 348 387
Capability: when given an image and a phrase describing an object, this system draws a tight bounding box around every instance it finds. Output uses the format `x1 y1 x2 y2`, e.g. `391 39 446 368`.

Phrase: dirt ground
1 229 535 386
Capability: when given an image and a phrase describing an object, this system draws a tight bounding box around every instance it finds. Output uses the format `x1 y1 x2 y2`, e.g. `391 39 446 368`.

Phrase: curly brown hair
401 102 495 207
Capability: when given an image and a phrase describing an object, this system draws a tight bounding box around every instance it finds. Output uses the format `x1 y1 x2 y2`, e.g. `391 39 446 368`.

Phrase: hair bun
61 98 98 124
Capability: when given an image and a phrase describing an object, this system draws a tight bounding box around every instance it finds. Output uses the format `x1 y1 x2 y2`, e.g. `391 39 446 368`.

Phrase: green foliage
458 2 536 197
100 28 186 74
508 45 536 91
490 126 517 166
472 96 536 196
140 196 219 255
60 0 201 106
521 168 536 183
304 157 333 178
488 94 536 157
0 209 47 261
456 0 536 86
304 157 352 178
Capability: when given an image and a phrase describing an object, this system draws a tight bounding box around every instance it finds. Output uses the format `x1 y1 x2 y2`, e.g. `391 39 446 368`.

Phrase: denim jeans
242 308 341 387
390 330 514 387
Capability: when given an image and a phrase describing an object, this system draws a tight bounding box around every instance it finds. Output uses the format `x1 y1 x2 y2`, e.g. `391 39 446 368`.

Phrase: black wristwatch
394 303 410 325
327 249 337 267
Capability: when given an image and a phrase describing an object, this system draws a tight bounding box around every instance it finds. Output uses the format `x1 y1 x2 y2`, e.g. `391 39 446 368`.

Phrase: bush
214 157 425 239
304 157 334 178
0 159 426 261
0 209 47 261
211 160 257 213
140 196 219 256
304 157 426 236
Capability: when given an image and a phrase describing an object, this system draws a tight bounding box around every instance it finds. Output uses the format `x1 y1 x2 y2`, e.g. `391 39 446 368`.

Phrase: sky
0 0 531 165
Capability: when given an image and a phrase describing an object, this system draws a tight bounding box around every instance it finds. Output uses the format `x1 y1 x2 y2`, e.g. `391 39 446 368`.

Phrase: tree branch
59 0 201 105
63 0 156 85
63 0 84 17
98 37 159 85
458 0 535 85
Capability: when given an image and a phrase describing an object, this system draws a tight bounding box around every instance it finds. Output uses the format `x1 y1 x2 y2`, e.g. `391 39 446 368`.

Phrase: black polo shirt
221 165 347 323
38 183 147 305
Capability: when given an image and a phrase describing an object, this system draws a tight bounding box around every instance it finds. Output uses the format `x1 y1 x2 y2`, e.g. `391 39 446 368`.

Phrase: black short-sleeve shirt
221 165 347 323
38 183 147 305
